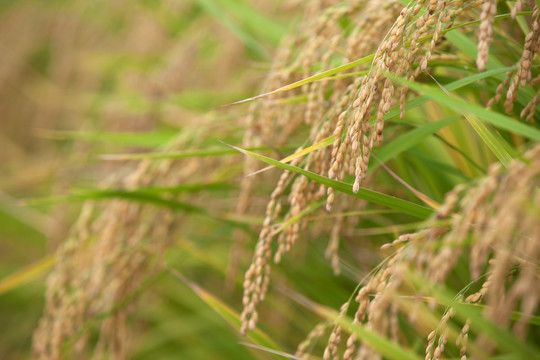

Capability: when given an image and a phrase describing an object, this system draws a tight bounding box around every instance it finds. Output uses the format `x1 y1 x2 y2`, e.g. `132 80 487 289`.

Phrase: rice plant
0 0 538 359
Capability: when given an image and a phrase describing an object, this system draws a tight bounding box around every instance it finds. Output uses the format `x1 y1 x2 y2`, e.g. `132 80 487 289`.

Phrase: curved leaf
226 144 434 219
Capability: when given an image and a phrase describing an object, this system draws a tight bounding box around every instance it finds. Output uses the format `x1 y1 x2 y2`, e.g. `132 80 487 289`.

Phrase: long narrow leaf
272 199 325 236
25 183 232 206
226 53 375 105
101 144 299 161
72 190 206 213
0 256 55 295
194 0 269 59
239 343 304 360
422 72 517 167
37 129 177 147
372 155 441 210
218 0 286 45
372 115 461 169
384 65 539 122
243 135 335 177
463 114 517 167
385 73 540 141
168 268 279 350
227 12 533 106
225 144 434 219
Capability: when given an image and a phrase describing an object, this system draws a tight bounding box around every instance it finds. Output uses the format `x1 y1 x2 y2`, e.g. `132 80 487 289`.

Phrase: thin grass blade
36 129 177 147
101 144 299 161
272 199 325 236
243 135 334 177
463 114 517 167
422 71 517 167
372 155 440 210
225 144 434 219
194 0 269 59
227 12 533 107
0 256 55 295
372 116 460 170
385 73 540 141
168 268 279 350
225 54 375 106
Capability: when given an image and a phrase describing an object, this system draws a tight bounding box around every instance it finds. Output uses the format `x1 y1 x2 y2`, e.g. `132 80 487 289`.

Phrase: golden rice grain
476 0 496 71
315 143 540 359
238 0 540 339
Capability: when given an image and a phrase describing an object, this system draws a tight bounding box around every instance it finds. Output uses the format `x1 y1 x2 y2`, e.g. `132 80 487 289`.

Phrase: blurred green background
0 1 298 358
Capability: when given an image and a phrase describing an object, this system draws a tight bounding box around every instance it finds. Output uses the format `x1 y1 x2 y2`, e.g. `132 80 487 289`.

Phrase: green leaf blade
228 145 434 219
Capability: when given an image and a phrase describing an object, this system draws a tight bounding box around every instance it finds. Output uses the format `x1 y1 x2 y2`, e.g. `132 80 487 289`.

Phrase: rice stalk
238 0 540 343
318 143 540 360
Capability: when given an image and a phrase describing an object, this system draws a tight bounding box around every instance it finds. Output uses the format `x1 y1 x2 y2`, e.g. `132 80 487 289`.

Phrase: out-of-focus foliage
0 1 292 359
